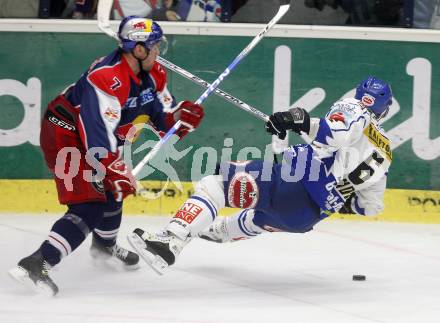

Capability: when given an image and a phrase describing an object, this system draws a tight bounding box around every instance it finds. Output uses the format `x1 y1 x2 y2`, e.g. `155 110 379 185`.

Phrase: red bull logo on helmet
132 19 153 33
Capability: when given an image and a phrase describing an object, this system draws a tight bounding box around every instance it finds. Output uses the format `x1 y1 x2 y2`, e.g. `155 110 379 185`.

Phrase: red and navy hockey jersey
61 48 176 153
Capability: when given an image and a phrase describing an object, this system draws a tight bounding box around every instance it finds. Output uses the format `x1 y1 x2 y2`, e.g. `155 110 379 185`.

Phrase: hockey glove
265 107 310 140
101 152 136 202
167 101 205 138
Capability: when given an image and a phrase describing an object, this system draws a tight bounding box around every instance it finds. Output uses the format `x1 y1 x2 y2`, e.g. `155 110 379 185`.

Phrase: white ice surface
1 214 440 323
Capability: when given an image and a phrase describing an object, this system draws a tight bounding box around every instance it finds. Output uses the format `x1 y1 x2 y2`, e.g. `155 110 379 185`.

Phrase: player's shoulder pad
149 62 167 92
326 97 368 126
87 61 130 102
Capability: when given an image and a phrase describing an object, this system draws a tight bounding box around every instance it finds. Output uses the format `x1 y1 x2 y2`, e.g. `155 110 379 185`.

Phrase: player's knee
195 175 225 210
67 202 106 231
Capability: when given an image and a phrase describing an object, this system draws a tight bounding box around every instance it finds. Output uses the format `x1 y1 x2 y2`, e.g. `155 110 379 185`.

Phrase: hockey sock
93 195 123 247
40 241 61 266
42 202 105 264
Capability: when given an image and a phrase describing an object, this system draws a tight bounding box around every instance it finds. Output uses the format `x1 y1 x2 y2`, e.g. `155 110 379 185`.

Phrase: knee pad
67 202 106 231
195 175 226 210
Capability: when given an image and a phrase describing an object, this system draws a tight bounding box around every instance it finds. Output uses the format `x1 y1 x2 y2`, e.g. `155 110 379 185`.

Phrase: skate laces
111 245 129 261
41 261 52 277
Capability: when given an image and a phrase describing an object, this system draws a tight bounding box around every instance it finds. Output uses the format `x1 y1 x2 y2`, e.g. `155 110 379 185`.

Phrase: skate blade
90 249 140 271
198 233 223 243
127 232 168 276
8 266 56 297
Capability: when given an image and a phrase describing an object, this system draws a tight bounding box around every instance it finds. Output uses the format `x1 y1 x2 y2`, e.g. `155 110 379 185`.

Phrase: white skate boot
199 210 265 243
127 228 188 275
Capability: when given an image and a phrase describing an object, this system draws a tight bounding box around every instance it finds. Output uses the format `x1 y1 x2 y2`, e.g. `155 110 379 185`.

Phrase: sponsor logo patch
361 94 375 107
228 172 259 209
175 202 203 224
328 111 345 122
46 111 76 132
324 181 345 212
116 115 150 141
363 123 392 161
139 88 155 105
132 20 152 32
104 107 120 122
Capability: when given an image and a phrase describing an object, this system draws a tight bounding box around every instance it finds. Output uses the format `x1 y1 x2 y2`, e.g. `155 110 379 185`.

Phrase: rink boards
0 22 439 224
0 180 439 224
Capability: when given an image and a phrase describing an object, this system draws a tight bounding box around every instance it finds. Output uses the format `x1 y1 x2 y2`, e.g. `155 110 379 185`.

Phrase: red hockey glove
166 101 204 138
101 152 136 202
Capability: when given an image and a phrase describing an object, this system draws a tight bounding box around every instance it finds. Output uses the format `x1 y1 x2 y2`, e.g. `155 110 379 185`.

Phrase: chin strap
131 47 150 73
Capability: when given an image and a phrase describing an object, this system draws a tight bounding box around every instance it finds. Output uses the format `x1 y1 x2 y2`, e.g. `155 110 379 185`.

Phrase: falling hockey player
8 16 204 295
128 76 393 275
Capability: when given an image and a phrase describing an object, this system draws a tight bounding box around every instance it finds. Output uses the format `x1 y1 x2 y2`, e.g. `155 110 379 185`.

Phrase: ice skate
198 217 230 243
127 228 187 275
8 250 59 296
199 211 264 243
90 236 140 270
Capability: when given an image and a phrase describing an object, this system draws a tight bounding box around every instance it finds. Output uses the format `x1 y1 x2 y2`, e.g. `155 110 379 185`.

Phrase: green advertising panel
0 32 439 190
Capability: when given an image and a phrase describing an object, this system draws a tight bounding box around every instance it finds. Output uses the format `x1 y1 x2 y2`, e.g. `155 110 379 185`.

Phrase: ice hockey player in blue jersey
128 77 393 275
8 16 204 295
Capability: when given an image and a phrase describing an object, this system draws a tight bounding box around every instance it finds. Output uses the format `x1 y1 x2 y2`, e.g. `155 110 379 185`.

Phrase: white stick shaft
195 1 291 105
156 56 269 122
97 0 118 40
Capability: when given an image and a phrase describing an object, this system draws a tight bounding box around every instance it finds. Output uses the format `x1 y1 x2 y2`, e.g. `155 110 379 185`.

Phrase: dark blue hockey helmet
118 16 167 54
355 76 393 119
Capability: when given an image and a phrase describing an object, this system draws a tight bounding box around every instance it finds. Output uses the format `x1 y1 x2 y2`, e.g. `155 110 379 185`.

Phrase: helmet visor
147 36 168 55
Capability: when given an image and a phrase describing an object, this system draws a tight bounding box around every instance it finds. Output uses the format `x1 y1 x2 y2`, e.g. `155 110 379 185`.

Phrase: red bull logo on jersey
104 107 120 122
116 115 150 142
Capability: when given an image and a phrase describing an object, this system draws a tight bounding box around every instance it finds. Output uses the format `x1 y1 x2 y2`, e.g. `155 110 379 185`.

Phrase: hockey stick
133 0 291 176
97 0 119 40
156 56 269 122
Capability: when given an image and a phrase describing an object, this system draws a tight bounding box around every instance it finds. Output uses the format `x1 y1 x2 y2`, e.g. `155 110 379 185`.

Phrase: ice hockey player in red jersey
8 16 204 296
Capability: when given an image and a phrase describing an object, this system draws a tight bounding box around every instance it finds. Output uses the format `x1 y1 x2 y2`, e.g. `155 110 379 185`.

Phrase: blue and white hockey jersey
284 98 392 216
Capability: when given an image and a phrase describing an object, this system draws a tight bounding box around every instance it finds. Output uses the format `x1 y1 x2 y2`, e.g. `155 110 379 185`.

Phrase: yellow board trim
0 180 439 223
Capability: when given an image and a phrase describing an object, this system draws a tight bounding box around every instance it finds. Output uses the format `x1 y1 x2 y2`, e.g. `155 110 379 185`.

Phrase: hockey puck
352 275 366 281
